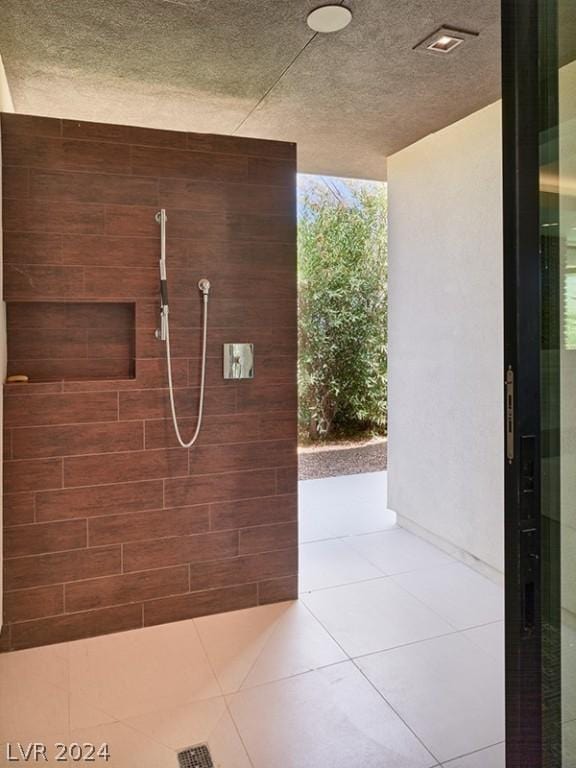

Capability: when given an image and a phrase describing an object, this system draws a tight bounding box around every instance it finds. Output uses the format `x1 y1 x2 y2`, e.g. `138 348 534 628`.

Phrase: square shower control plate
223 343 254 379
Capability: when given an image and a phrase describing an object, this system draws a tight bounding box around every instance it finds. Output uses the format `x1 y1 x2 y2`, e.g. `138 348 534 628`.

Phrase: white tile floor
0 471 505 768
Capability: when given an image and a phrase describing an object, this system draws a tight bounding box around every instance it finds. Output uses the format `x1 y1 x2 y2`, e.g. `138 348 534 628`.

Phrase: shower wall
0 113 298 651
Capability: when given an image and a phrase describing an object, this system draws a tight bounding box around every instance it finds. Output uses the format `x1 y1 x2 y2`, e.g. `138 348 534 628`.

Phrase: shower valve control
223 343 254 379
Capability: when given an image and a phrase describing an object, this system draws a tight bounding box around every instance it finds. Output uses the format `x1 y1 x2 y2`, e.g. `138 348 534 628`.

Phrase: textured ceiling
0 0 501 179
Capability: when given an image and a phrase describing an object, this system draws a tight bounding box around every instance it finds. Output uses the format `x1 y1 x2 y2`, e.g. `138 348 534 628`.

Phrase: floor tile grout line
387 565 504 635
298 587 477 764
221 691 257 768
340 533 459 576
299 572 392 595
439 740 505 766
191 601 351 700
459 617 505 634
345 525 418 541
212 700 257 768
65 642 71 740
73 625 224 730
346 617 504 664
299 574 465 662
300 567 466 634
64 639 123 738
74 621 254 762
298 539 476 594
352 658 442 767
300 512 501 634
113 715 182 756
192 615 257 768
212 605 287 695
296 564 501 768
220 656 348 699
298 561 475 595
185 600 355 697
190 617 225 698
298 527 396 545
347 627 468 662
59 589 498 706
303 533 394 579
348 617 505 766
298 598 353 662
299 564 503 678
221 650 446 768
230 604 315 693
301 526 489 586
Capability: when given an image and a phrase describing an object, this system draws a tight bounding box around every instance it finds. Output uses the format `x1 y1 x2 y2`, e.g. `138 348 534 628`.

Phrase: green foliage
298 177 388 440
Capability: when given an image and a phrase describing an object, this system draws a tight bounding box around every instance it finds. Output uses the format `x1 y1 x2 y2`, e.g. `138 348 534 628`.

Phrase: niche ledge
6 301 136 383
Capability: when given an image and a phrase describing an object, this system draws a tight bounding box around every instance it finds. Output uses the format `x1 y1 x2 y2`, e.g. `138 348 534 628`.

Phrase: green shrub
298 177 387 441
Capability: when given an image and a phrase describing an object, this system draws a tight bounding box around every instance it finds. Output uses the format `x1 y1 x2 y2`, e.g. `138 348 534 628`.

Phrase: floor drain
177 744 214 768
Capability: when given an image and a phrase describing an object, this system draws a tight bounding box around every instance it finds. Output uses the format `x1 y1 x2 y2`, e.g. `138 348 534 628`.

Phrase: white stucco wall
0 56 14 114
0 53 14 633
387 101 504 577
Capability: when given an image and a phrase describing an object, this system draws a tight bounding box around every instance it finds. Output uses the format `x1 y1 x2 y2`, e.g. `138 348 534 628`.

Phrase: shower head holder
198 278 211 296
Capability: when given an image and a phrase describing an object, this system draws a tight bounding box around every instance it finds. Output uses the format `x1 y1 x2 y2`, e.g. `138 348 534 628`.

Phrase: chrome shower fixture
155 209 169 342
155 208 211 449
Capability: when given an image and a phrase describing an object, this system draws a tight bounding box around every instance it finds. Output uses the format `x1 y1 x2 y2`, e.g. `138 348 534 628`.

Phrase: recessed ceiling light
428 34 463 53
414 26 478 55
307 5 352 34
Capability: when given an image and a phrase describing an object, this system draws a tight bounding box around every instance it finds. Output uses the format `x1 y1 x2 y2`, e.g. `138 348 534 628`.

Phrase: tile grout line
303 518 502 632
299 541 503 657
388 565 504 636
192 617 257 768
347 624 489 663
439 740 505 767
298 596 441 767
221 698 257 768
178 601 344 700
350 606 502 761
352 659 442 768
297 532 504 762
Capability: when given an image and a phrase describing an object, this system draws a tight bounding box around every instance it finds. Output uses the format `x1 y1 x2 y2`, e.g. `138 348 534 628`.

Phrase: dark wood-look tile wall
1 113 298 651
7 301 136 382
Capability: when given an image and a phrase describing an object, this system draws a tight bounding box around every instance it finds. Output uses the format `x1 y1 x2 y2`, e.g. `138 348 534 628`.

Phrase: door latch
506 366 514 463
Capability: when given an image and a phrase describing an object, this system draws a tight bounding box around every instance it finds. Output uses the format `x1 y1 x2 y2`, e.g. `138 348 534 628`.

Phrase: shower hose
164 288 209 448
157 208 210 449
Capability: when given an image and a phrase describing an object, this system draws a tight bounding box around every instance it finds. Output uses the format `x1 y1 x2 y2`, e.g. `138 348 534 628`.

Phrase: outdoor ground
298 436 387 480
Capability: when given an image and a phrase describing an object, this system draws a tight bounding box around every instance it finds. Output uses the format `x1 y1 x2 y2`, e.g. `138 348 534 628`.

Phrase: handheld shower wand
155 209 169 342
155 209 210 448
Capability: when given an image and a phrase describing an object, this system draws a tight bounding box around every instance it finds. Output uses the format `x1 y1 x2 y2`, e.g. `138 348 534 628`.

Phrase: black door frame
502 0 561 765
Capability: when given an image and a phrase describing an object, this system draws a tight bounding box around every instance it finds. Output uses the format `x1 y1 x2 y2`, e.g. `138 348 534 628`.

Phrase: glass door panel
540 0 576 764
503 0 576 765
557 5 576 763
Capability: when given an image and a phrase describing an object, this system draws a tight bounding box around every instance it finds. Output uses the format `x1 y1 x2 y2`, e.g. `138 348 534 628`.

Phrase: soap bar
6 375 29 383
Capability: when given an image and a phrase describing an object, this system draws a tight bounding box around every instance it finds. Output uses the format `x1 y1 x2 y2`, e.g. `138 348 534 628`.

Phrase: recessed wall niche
6 302 136 382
